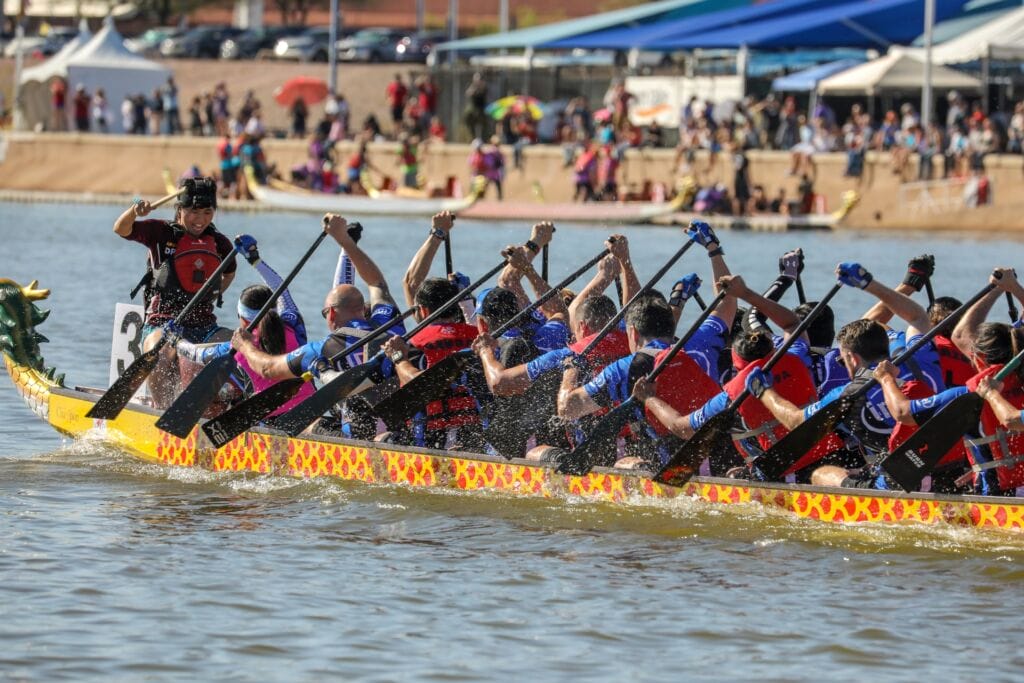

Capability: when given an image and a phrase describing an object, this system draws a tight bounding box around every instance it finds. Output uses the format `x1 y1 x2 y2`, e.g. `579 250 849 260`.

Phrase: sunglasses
321 305 337 319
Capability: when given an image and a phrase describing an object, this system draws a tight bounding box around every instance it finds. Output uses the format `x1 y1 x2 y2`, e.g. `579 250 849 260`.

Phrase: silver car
272 27 332 62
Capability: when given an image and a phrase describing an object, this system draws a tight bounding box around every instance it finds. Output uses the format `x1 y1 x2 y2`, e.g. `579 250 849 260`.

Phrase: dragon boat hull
2 276 1023 536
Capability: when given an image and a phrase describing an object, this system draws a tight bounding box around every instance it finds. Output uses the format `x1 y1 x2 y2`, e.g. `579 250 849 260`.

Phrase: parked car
125 26 184 56
336 27 405 62
161 25 243 59
394 31 446 63
37 26 79 56
272 27 333 62
220 25 305 59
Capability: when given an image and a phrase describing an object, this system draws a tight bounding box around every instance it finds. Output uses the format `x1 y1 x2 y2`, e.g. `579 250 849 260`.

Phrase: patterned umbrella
485 95 543 120
273 76 329 107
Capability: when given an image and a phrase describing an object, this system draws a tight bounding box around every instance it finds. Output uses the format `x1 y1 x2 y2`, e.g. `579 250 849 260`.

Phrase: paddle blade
275 357 382 436
878 394 983 492
155 354 238 438
202 378 307 448
371 351 473 429
86 347 161 419
557 399 636 475
755 397 850 482
654 409 735 486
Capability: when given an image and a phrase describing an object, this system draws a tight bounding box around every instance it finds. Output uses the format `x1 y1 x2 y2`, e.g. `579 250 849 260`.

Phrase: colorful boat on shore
3 277 1023 534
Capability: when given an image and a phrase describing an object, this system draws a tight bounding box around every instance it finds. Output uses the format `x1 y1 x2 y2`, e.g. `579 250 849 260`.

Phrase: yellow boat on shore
2 277 1023 534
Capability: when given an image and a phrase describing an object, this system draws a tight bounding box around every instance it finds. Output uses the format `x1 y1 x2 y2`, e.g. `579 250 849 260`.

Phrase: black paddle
87 239 239 420
444 233 454 278
557 289 729 476
371 244 614 430
879 346 1024 492
754 281 997 483
575 238 698 364
1006 292 1019 323
542 243 549 282
156 229 331 438
274 258 509 437
654 282 844 486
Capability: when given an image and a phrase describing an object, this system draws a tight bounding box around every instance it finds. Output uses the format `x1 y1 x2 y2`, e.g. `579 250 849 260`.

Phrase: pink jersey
235 324 314 416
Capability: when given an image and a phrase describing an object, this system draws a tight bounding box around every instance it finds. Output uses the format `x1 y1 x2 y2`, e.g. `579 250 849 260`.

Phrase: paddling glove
903 254 935 292
778 248 804 281
745 367 772 398
687 220 719 249
347 221 364 244
449 271 471 296
236 234 260 266
837 262 873 289
670 273 702 306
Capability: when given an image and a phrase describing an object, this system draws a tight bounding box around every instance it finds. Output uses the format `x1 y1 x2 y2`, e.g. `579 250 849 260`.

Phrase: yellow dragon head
0 279 63 385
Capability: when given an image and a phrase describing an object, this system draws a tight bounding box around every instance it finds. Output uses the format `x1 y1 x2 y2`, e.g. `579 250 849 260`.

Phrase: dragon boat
3 278 1024 534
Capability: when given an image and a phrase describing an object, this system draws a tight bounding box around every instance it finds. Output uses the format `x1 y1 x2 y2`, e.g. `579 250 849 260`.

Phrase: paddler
113 177 237 408
378 211 483 450
172 235 314 420
743 262 942 491
231 214 405 439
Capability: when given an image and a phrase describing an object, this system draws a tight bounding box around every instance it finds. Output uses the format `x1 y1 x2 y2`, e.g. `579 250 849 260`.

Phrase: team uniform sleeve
369 303 406 336
122 219 165 245
285 339 325 378
908 385 969 424
684 315 728 378
803 384 845 420
583 356 629 406
526 347 572 381
531 320 570 354
688 391 730 431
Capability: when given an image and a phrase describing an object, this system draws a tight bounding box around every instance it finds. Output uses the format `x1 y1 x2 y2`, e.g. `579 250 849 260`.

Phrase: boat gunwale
55 384 1024 511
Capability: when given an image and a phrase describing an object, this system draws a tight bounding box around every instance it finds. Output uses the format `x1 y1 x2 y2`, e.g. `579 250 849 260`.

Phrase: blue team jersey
888 329 944 393
908 385 969 422
527 319 570 354
684 315 729 379
584 340 668 404
285 303 405 376
525 347 573 381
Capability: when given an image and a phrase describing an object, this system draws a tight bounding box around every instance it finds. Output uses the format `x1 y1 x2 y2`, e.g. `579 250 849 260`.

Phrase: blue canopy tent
645 0 971 50
542 0 860 51
771 58 865 91
432 0 746 53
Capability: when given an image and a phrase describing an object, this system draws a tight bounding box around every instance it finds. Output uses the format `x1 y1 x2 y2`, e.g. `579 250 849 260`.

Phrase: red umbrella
273 76 329 107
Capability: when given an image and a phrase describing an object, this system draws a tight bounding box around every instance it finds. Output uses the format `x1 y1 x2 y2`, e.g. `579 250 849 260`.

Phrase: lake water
2 201 1023 681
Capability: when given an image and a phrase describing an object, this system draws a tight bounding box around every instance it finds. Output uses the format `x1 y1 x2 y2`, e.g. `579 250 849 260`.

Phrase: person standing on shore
385 74 408 139
163 77 181 135
72 84 90 132
91 88 109 133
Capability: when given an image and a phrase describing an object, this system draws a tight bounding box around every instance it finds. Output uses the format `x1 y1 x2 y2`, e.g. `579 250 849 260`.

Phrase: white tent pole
499 0 508 55
449 0 458 134
921 0 934 128
327 0 338 95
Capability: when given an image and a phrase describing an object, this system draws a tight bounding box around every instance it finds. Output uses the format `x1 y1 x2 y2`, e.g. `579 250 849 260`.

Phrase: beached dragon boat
242 167 687 224
3 277 1024 534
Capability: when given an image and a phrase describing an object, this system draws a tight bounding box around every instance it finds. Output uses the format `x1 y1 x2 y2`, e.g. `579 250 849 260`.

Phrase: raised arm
325 213 395 308
504 246 568 325
837 262 930 337
403 211 452 311
114 199 152 236
863 255 933 326
952 271 1005 356
607 234 640 304
719 274 800 336
568 254 619 325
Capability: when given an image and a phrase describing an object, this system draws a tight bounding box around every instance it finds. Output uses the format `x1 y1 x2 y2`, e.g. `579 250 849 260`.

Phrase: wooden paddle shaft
149 188 185 210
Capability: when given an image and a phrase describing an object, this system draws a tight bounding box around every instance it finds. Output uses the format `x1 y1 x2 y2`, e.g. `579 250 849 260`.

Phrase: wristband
430 227 446 241
525 239 540 254
708 246 724 258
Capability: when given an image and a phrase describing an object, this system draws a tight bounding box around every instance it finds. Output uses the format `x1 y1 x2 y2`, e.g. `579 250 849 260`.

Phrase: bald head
324 284 365 329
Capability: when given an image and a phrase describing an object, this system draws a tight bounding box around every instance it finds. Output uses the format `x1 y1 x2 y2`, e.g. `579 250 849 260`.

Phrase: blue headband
237 302 261 321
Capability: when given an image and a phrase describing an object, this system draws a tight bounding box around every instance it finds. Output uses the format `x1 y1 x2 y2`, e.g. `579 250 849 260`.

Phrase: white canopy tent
18 16 171 133
817 50 982 96
18 19 92 130
917 6 1024 64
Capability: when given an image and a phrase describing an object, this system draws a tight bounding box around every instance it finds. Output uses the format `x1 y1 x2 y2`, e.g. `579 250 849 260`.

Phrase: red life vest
966 366 1024 490
643 346 721 437
410 322 481 431
934 334 974 387
574 149 597 175
725 353 844 475
569 329 630 375
151 227 224 308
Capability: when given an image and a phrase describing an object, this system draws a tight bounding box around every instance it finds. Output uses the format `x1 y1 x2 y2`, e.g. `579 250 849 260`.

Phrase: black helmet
179 177 218 210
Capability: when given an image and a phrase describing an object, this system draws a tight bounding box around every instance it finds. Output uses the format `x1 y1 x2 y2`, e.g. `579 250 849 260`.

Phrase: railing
898 176 980 214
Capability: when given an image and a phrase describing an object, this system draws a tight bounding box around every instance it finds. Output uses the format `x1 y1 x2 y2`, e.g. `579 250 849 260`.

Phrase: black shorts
391 106 404 123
